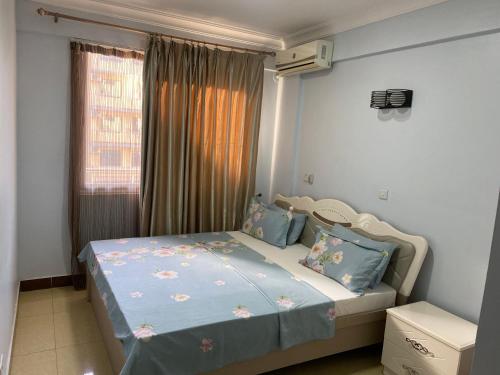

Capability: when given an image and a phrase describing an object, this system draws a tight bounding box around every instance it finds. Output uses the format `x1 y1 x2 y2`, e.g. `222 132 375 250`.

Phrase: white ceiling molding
32 0 448 51
284 0 448 48
32 0 284 50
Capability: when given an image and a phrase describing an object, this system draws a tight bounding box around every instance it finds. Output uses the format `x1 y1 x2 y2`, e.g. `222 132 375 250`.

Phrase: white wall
0 0 18 371
332 0 500 62
16 0 278 279
255 70 278 203
268 75 302 200
17 30 72 278
273 0 500 322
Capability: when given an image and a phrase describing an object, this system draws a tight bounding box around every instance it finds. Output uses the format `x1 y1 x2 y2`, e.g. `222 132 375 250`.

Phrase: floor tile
19 289 52 303
10 350 57 375
54 303 102 348
52 287 88 314
12 314 55 356
18 291 53 318
268 345 383 375
56 341 113 375
52 286 84 299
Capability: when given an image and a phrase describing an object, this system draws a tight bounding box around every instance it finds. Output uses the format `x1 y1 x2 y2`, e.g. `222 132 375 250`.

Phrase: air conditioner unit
275 40 333 77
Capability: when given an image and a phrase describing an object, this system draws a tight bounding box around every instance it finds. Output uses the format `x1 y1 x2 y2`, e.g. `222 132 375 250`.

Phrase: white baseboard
4 281 20 375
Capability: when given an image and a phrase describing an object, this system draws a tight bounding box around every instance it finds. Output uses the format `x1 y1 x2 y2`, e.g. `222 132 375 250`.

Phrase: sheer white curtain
69 42 143 287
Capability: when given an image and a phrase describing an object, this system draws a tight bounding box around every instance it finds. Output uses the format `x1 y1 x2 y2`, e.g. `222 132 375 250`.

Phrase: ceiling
120 0 446 36
35 0 448 49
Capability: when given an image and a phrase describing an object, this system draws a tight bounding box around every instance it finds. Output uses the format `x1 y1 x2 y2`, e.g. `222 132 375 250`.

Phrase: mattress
229 231 397 317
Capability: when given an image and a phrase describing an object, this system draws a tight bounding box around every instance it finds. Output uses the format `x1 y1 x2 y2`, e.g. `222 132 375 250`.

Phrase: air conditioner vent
275 40 333 77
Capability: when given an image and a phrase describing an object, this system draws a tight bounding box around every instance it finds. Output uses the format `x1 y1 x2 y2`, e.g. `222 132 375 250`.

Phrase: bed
83 195 428 374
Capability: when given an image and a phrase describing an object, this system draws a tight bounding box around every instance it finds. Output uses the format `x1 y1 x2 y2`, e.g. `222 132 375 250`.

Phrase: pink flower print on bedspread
276 296 295 309
104 251 127 259
153 270 178 280
207 241 228 248
190 243 209 253
134 324 155 342
172 244 193 254
327 307 336 321
171 293 191 302
130 247 150 254
200 338 214 352
232 305 253 319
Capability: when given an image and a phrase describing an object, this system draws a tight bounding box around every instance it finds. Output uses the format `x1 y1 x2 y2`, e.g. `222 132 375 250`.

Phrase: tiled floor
11 287 383 375
11 287 112 375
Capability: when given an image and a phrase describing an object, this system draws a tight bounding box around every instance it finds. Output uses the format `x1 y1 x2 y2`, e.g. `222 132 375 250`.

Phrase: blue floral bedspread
79 232 335 375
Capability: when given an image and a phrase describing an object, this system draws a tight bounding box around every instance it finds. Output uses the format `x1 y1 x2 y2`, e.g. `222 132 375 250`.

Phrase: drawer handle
402 364 420 375
405 337 434 357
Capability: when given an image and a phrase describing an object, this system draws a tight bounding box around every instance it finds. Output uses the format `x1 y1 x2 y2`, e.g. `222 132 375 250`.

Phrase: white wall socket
303 174 314 185
378 189 389 200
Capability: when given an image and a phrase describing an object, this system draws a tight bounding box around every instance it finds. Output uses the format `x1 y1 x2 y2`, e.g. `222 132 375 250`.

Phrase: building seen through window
84 53 143 192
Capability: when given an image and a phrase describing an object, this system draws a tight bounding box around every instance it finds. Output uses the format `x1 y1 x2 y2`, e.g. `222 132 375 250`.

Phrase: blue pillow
268 204 307 245
327 224 397 288
300 226 394 294
241 197 292 248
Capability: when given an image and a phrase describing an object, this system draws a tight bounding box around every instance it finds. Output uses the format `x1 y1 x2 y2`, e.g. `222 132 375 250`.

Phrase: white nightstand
382 301 477 375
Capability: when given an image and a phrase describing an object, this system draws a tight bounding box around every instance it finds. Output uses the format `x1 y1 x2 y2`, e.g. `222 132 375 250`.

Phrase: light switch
303 174 314 185
378 189 389 200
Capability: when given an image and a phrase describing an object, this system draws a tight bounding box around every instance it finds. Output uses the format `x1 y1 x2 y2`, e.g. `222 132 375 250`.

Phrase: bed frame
88 195 428 374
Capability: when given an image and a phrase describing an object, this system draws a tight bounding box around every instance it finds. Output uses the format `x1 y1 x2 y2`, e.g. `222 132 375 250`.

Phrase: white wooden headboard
275 194 428 302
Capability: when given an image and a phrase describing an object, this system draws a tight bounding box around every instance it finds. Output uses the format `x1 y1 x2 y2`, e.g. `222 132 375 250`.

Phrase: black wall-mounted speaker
370 89 413 109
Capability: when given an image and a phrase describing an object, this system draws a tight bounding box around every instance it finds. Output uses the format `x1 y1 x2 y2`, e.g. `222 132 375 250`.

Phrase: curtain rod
37 8 276 56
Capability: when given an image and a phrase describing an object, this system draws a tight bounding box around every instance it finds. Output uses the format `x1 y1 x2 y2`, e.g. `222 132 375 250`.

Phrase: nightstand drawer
384 315 460 375
382 339 433 375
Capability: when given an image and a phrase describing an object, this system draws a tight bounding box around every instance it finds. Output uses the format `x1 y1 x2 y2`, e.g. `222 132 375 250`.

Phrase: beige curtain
69 42 144 288
140 38 264 236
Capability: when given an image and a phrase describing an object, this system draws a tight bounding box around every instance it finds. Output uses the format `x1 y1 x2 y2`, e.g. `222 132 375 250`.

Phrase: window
84 53 143 192
132 151 141 168
100 150 122 167
99 115 123 133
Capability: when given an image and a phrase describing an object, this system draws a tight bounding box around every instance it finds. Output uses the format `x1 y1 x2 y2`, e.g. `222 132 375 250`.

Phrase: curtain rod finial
37 7 48 16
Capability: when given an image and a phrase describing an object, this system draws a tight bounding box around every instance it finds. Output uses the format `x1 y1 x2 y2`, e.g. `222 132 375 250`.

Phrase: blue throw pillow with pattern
241 197 292 248
268 204 307 245
300 225 395 294
327 224 397 288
